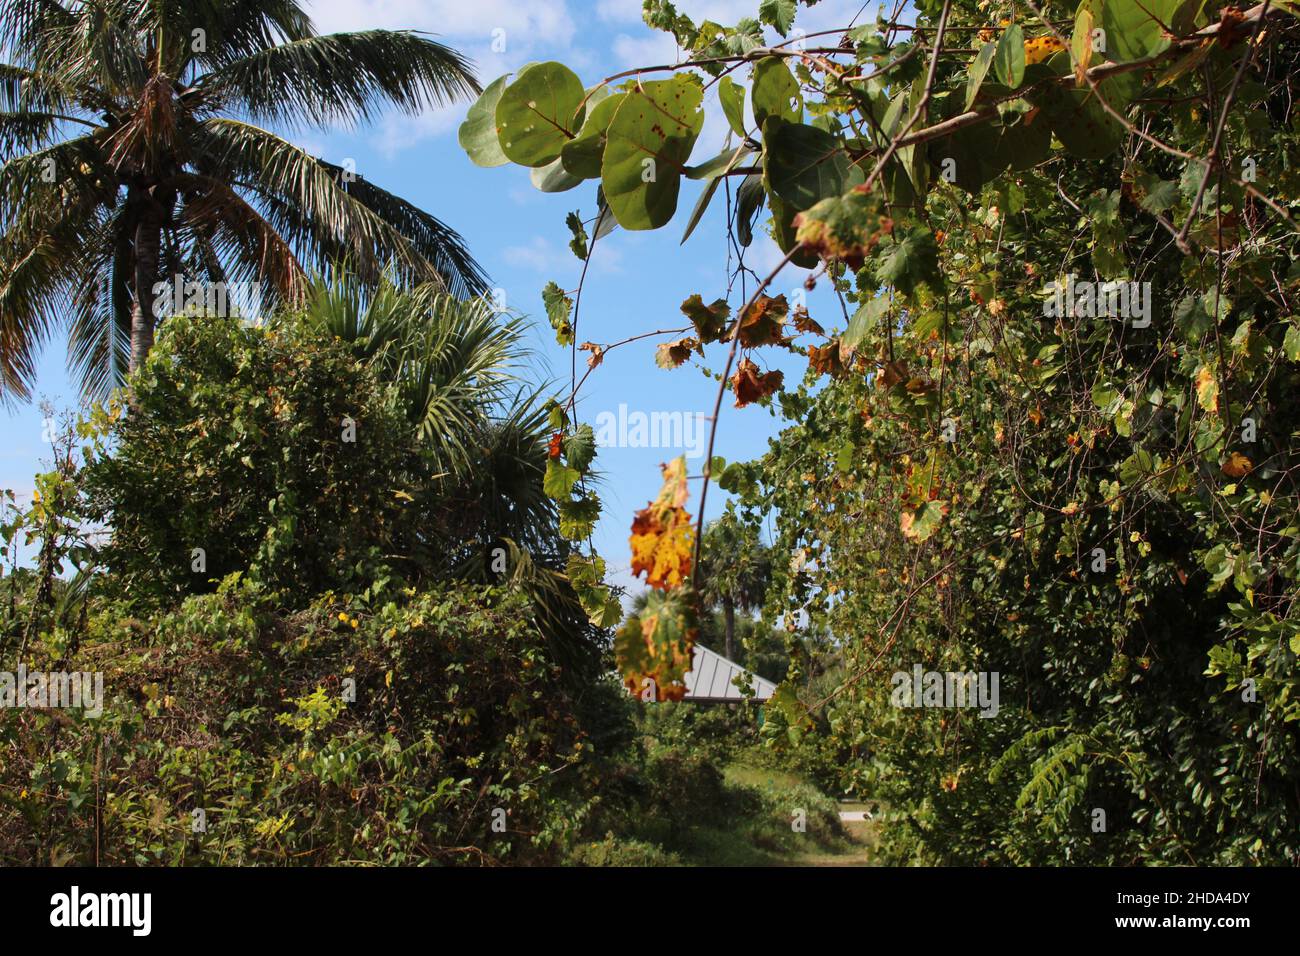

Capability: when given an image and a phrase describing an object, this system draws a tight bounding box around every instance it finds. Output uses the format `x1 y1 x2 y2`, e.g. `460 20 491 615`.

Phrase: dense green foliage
3 579 590 864
82 315 420 600
465 0 1300 865
1 299 833 866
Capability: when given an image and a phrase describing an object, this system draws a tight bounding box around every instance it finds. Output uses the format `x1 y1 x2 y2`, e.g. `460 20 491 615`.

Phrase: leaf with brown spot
1025 34 1066 66
793 186 893 270
629 456 694 589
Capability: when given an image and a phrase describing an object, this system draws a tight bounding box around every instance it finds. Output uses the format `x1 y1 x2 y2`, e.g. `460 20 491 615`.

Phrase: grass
723 763 807 791
704 761 878 866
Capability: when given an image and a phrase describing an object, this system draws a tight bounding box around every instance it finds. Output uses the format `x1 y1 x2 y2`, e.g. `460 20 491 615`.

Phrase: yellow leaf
1195 365 1219 413
1024 35 1065 65
629 457 695 590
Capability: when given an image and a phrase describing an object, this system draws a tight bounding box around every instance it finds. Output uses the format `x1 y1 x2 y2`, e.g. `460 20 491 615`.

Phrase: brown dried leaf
732 357 784 407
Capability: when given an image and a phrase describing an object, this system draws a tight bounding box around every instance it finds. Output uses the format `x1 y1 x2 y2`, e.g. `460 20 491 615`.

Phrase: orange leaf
791 306 824 335
808 341 845 378
731 357 784 407
731 295 788 348
1024 35 1065 65
1221 452 1253 478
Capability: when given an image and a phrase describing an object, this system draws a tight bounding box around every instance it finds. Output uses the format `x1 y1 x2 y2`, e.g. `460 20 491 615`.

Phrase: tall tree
0 0 489 401
697 511 771 661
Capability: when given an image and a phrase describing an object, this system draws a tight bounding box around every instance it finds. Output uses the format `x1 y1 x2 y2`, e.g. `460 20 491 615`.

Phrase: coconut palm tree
0 0 489 402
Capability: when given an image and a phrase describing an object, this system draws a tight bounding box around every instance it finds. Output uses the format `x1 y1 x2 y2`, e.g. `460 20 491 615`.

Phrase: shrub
82 315 423 604
565 834 683 867
0 579 590 865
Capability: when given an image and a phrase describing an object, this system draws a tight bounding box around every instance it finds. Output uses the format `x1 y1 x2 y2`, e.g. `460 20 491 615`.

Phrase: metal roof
683 644 778 702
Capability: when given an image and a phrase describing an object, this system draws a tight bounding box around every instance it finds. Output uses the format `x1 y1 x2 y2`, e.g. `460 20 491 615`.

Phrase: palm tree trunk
723 600 736 662
129 203 162 373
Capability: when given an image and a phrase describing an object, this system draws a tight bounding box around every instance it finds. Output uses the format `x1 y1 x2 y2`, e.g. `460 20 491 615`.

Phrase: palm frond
195 30 479 131
0 222 88 401
0 63 75 115
295 274 527 473
0 108 68 157
173 171 308 305
194 118 486 296
155 0 316 75
66 206 133 399
0 0 75 67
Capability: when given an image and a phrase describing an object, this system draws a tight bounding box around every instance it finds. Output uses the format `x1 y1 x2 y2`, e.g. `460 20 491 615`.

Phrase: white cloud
303 0 576 47
302 1 584 153
596 0 643 24
502 236 563 273
503 235 624 277
610 31 682 71
372 101 463 157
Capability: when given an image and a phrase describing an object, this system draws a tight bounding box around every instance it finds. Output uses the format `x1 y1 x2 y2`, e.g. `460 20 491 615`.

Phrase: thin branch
1175 0 1272 252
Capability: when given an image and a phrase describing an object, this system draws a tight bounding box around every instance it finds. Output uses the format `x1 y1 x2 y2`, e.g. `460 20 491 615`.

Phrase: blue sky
1 0 880 591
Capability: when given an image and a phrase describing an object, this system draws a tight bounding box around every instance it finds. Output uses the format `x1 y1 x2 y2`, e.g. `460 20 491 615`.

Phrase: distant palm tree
698 512 772 661
0 0 488 401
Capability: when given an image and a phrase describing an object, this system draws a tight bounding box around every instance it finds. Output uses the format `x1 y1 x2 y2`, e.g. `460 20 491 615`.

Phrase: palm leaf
195 30 479 131
195 118 486 296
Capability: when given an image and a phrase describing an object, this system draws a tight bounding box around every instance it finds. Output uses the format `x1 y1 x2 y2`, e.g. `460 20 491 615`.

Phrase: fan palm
0 0 489 402
296 274 564 565
294 274 603 680
297 273 531 480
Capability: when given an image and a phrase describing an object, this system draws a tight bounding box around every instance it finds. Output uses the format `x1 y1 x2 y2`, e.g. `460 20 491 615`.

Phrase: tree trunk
723 600 736 662
129 202 162 374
